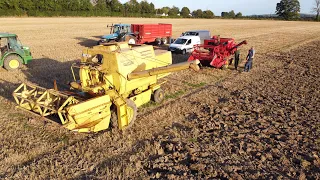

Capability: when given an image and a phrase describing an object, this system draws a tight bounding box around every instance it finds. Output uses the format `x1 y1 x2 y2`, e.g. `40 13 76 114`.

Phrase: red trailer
131 24 172 45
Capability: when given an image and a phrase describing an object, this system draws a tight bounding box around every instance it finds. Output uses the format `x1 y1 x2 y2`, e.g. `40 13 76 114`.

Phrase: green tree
229 10 235 18
180 7 190 18
312 0 320 21
235 12 243 18
95 0 107 11
140 0 151 14
149 2 155 14
19 0 35 11
107 0 122 12
202 10 214 18
161 6 170 15
221 12 229 17
80 0 93 11
127 0 140 13
168 6 179 16
3 0 20 10
69 0 81 11
192 9 203 18
276 0 300 20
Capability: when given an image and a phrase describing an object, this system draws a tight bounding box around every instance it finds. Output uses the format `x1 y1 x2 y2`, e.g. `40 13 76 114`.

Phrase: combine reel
12 83 79 124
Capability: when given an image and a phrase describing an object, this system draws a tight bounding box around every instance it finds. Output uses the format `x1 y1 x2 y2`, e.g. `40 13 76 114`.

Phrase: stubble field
0 17 319 179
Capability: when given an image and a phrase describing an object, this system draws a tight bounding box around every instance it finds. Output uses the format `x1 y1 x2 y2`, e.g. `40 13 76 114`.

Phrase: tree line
0 0 238 19
0 0 319 21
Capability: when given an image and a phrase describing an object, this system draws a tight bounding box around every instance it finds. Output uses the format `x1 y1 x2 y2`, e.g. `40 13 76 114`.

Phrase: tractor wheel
128 38 136 44
111 99 137 129
125 35 137 44
182 49 186 55
152 89 165 103
3 54 23 71
161 38 168 45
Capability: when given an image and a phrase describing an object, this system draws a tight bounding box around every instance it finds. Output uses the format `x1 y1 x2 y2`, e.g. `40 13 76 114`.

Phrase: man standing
234 50 240 70
244 46 255 72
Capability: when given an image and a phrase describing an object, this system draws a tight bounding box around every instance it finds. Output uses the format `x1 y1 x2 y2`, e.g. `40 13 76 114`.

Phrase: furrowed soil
0 18 319 179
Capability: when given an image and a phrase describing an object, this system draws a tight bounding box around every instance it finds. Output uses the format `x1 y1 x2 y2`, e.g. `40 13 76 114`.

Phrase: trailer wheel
111 99 137 129
152 89 165 103
155 38 161 45
161 38 168 45
3 54 23 71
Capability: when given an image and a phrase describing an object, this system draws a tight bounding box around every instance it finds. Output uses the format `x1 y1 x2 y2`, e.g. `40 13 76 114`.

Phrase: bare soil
0 18 319 179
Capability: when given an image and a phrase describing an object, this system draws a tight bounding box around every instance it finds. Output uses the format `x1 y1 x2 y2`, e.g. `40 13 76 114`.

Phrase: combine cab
13 42 199 133
188 36 247 69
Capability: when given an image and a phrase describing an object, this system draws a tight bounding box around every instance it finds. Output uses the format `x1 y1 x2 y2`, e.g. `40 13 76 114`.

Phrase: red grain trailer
131 24 172 45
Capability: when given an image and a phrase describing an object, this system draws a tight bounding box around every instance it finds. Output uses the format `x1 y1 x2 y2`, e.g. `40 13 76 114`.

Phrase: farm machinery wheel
126 35 137 44
111 99 137 129
128 38 136 44
152 88 165 103
155 38 162 46
4 54 22 71
221 64 229 70
161 38 168 45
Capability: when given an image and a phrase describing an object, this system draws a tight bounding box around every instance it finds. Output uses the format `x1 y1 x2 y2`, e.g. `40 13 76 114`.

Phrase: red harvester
188 36 247 69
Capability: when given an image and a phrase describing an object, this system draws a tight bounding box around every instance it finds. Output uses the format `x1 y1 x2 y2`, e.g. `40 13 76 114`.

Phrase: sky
119 0 315 16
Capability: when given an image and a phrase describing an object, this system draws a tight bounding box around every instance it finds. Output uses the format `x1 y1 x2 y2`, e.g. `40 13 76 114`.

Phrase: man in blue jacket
244 47 255 72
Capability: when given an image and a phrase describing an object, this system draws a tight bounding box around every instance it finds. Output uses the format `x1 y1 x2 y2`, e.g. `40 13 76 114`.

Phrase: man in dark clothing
244 47 255 72
234 50 240 70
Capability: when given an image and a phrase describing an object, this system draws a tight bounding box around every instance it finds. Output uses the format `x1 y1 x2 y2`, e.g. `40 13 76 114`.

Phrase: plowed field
0 18 319 179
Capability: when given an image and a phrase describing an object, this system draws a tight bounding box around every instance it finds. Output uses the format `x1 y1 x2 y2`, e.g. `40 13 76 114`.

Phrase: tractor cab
112 24 131 34
100 24 132 44
0 33 32 70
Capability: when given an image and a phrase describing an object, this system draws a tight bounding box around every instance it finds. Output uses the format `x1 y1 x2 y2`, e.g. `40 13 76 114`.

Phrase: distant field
0 17 319 179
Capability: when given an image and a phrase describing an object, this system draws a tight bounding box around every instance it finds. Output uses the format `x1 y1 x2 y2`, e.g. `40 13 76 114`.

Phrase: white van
181 30 211 43
168 36 201 54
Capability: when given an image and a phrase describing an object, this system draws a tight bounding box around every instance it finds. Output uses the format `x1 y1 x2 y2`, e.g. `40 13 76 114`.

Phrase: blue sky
119 0 314 16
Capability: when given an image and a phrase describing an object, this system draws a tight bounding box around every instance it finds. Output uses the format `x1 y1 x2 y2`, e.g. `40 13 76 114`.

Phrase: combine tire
152 89 165 103
111 99 137 129
3 54 22 71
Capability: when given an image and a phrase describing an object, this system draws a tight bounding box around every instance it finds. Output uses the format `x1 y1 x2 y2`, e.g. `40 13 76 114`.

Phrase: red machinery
131 24 172 44
188 36 247 68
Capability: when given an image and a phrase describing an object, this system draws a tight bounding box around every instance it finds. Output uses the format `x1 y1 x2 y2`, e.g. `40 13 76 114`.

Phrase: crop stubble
0 17 319 179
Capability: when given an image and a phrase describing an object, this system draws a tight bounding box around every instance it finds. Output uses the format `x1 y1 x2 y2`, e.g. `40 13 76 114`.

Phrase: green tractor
0 33 32 71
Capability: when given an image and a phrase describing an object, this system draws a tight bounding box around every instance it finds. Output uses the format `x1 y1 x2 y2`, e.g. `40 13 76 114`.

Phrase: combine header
188 36 247 69
13 43 200 133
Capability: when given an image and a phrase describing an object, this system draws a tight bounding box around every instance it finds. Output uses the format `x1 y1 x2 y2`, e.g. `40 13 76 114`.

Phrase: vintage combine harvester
188 36 247 69
13 43 200 133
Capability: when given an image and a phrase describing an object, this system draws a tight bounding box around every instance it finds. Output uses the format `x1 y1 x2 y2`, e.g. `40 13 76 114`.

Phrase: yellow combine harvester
13 42 200 132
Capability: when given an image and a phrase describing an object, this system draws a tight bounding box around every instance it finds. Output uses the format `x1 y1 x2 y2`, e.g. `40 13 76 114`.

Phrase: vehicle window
0 38 8 48
8 37 19 49
174 38 188 44
92 54 104 64
113 26 121 34
186 39 191 45
185 32 197 36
